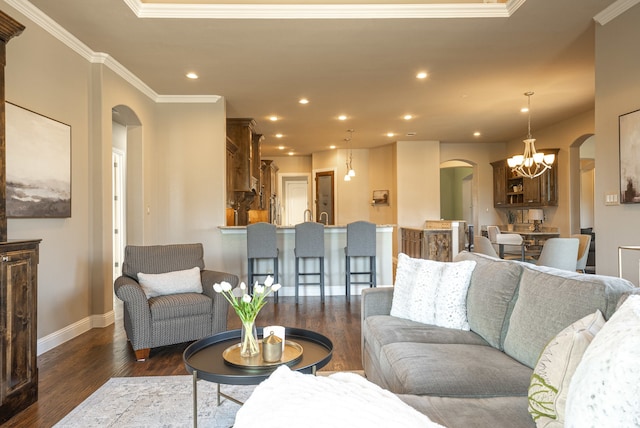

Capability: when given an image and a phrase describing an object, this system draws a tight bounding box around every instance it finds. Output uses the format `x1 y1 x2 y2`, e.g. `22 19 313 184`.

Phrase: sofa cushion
527 310 605 427
363 315 488 368
138 266 203 298
454 252 523 349
378 342 532 397
399 395 534 428
149 292 212 321
390 253 476 330
503 265 635 368
565 295 640 428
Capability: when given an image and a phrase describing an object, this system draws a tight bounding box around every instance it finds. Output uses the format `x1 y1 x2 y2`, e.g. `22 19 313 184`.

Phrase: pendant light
507 92 555 179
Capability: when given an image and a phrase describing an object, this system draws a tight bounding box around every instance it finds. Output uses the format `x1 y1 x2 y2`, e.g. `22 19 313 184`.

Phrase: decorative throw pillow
390 253 476 330
565 294 640 428
235 365 444 428
527 310 605 427
137 266 202 298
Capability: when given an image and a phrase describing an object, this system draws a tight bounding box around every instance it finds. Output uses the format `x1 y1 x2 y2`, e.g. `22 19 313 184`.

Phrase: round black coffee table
183 327 333 427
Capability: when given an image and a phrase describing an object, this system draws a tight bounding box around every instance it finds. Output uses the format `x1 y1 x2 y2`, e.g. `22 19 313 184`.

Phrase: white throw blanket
234 365 444 428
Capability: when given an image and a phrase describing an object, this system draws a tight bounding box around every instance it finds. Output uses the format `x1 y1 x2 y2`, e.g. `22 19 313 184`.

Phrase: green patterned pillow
528 310 605 427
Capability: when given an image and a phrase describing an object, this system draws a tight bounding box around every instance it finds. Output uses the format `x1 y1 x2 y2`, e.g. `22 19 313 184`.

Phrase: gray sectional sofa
361 251 638 428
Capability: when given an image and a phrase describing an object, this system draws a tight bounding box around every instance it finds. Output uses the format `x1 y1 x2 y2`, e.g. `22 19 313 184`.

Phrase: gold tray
222 340 303 369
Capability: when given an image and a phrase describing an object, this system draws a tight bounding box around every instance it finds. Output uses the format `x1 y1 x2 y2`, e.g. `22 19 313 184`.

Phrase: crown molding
4 0 222 103
123 0 524 19
594 0 640 25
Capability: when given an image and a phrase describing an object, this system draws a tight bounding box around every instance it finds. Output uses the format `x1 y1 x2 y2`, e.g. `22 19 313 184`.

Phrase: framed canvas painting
5 102 71 217
619 108 640 204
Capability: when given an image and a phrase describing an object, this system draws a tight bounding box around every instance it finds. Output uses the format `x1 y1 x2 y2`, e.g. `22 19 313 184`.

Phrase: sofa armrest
361 287 394 321
114 275 152 351
201 270 239 334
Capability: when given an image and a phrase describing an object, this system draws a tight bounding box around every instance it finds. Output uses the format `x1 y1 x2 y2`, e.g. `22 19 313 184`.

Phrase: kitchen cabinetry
491 149 558 208
0 240 40 423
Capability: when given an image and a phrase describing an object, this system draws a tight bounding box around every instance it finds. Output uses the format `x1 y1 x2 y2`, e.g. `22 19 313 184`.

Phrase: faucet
303 209 312 222
319 211 328 225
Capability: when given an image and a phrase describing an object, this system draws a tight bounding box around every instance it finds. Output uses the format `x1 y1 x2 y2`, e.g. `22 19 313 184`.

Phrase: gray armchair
114 243 238 361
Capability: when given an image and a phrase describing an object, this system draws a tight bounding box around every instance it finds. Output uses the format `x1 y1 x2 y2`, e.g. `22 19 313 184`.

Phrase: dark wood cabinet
491 160 508 207
491 149 558 208
0 239 41 424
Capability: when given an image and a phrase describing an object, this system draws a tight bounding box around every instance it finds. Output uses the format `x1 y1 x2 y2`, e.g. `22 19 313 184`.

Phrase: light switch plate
605 192 619 205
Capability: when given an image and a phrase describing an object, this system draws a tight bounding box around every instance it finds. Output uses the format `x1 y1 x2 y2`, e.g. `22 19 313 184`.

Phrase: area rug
53 375 255 428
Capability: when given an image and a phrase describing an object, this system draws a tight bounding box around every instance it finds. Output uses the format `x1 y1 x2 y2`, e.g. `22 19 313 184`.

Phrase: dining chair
473 235 499 258
487 225 525 260
344 221 377 302
572 233 592 273
536 238 580 271
294 221 325 304
247 222 279 302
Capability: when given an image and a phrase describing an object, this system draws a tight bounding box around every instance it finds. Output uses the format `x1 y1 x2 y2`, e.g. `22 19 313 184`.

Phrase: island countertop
219 224 395 234
217 224 395 296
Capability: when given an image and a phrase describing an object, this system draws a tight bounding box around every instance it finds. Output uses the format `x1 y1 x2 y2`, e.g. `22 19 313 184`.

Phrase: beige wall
6 9 93 337
4 4 228 346
595 3 640 282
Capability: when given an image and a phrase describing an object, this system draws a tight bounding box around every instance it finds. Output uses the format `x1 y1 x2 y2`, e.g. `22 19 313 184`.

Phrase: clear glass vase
240 319 259 357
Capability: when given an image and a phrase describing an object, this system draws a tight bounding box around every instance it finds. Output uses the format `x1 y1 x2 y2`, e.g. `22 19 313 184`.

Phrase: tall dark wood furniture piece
0 11 43 424
491 149 559 208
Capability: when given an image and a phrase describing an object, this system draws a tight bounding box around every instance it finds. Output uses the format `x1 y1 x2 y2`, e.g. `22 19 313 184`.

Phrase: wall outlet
604 193 619 206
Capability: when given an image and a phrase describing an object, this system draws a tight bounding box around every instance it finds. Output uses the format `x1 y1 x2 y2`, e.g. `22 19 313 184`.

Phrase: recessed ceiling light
278 146 285 150
416 71 428 79
474 131 481 137
186 72 198 79
338 115 348 121
387 132 395 137
275 133 283 138
521 107 529 113
299 98 309 104
404 114 413 120
288 151 294 156
329 145 336 149
406 132 417 136
269 116 279 121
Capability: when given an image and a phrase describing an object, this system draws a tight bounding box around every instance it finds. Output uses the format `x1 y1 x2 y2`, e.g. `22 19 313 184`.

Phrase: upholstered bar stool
294 221 325 304
247 222 279 302
344 221 377 302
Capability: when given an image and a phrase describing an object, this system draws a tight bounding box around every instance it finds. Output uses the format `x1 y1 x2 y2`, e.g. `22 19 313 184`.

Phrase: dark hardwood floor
3 295 362 428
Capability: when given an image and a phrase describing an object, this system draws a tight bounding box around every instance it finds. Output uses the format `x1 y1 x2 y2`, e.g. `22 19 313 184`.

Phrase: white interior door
112 149 125 280
284 179 308 226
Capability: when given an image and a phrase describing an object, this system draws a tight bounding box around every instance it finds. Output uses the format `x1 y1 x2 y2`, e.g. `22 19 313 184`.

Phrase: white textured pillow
528 310 605 427
390 253 476 330
565 295 640 428
137 266 202 298
235 365 444 428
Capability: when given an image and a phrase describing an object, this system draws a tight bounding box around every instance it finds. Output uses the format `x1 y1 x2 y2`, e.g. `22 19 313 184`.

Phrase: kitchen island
218 224 395 298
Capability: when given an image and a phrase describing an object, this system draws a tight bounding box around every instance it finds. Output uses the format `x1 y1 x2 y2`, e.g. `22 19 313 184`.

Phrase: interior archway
440 159 478 249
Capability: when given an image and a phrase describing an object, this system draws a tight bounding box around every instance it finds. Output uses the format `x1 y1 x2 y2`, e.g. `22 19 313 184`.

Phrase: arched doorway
111 105 143 281
440 159 478 249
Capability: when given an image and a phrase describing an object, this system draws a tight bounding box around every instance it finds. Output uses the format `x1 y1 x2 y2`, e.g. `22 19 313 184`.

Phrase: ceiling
16 0 621 156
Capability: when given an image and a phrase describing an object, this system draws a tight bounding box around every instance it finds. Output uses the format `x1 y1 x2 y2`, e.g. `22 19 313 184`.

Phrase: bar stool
344 221 376 302
294 221 325 304
247 222 279 302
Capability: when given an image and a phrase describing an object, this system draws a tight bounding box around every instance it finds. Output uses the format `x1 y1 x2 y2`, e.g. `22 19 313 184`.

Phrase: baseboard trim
37 311 115 356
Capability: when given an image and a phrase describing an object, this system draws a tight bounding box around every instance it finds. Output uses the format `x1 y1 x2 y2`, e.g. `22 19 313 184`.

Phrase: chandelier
507 92 555 179
344 129 356 182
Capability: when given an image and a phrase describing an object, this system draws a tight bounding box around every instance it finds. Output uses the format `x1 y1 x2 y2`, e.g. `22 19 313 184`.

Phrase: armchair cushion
137 266 202 298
